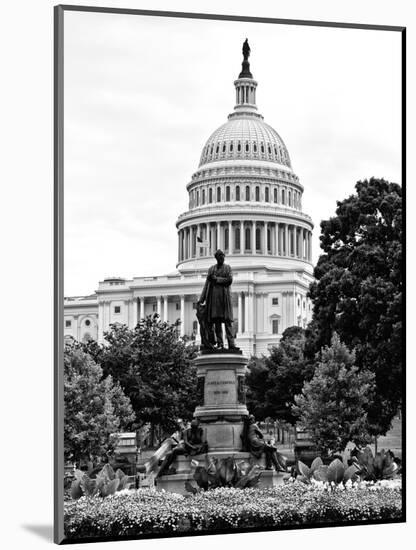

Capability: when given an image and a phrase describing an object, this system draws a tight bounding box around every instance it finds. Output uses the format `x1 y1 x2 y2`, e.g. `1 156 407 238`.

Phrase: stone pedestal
156 352 285 495
194 353 249 452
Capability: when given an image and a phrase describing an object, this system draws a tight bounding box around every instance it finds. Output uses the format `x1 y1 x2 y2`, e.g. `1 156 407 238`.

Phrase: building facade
64 47 314 357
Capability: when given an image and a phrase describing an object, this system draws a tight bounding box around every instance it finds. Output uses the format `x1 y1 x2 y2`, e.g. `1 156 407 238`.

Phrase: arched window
216 144 219 154
226 186 230 201
274 146 278 156
202 189 205 204
235 227 241 250
237 141 241 152
245 186 250 201
268 145 272 155
230 142 233 152
288 191 291 206
209 188 213 203
222 143 226 153
245 227 251 250
265 187 269 202
235 185 240 201
255 186 260 201
253 142 257 153
196 191 199 206
282 189 285 204
217 187 221 202
245 141 249 152
256 227 261 251
261 143 265 153
274 188 277 203
210 144 214 154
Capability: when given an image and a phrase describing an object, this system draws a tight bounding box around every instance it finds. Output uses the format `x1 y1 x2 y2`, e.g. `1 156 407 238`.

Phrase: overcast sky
64 10 401 297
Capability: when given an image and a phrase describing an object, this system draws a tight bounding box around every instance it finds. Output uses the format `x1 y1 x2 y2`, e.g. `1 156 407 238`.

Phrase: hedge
64 480 402 540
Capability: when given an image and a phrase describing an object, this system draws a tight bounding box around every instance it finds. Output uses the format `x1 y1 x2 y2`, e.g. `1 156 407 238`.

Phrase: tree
308 178 402 435
246 327 314 424
85 315 199 444
293 334 375 456
64 345 135 466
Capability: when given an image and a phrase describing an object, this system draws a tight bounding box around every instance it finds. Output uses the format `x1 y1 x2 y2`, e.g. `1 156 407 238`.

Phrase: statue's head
248 414 256 424
190 419 199 428
214 249 225 265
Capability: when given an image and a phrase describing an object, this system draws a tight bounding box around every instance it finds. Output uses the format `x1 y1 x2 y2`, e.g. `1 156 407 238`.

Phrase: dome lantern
233 39 258 116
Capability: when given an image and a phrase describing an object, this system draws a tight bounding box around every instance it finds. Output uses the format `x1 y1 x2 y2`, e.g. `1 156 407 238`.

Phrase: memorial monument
155 247 286 494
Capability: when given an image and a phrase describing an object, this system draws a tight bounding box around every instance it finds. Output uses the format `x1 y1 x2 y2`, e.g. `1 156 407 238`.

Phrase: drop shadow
21 524 53 542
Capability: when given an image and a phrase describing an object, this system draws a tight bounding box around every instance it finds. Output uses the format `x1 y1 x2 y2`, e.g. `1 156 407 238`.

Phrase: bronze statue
242 415 287 472
198 249 236 351
156 419 208 478
242 38 250 60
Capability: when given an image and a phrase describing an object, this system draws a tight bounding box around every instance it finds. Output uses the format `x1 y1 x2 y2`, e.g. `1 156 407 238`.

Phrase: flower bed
64 481 402 540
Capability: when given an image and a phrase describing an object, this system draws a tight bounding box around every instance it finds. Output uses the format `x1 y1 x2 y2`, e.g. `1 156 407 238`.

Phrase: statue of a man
198 249 236 350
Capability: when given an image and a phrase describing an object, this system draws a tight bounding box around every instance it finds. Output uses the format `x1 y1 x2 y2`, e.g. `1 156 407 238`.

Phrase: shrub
64 481 402 540
70 464 131 500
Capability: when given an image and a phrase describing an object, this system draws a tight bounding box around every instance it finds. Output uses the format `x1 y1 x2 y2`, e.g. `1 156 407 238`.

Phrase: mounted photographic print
54 5 405 544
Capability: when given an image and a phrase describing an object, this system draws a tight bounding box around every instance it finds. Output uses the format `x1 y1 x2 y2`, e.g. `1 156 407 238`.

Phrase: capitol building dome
176 41 313 274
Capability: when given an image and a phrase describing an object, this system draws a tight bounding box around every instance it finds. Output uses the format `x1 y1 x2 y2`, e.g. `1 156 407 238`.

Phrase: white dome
199 115 292 169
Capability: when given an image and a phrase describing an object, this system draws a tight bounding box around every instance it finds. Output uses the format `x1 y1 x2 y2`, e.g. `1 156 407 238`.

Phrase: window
265 187 269 202
245 227 251 250
237 141 241 152
282 189 285 204
217 187 221 202
230 142 233 152
272 319 279 334
253 142 257 152
196 191 199 206
235 227 240 250
85 319 91 326
202 189 205 204
245 186 250 201
222 143 226 153
235 186 240 201
225 228 229 250
256 227 261 250
267 228 271 252
261 143 265 153
255 186 260 201
297 298 300 307
288 191 292 206
65 320 71 328
274 188 277 203
268 145 272 155
272 297 279 305
303 301 306 309
176 302 180 310
245 141 249 152
114 306 121 314
226 186 230 201
209 188 213 203
216 145 219 154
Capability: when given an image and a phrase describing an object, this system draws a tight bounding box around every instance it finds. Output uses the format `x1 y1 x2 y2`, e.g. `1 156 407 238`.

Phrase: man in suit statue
198 249 236 350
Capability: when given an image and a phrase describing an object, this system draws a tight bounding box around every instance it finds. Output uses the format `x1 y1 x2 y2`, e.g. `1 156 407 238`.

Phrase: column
157 296 161 316
139 297 145 320
98 302 104 342
163 295 168 322
252 221 256 253
180 295 185 336
244 292 249 334
238 292 243 334
309 232 312 261
284 224 289 256
240 220 244 253
263 222 268 254
217 221 221 250
247 292 254 332
132 297 138 327
263 293 268 333
228 221 233 254
298 228 302 258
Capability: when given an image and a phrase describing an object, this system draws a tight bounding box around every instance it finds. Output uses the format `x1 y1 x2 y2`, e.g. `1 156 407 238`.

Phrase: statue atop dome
239 38 253 78
242 38 250 61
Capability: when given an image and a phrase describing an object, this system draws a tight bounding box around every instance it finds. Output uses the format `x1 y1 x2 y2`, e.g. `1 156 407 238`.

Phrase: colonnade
178 221 312 262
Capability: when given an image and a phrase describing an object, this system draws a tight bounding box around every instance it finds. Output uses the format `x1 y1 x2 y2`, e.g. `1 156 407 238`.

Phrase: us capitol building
64 42 314 357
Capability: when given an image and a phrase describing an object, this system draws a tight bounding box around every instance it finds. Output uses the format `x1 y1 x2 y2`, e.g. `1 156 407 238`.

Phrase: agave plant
70 464 131 500
185 457 263 493
297 456 360 485
350 447 399 481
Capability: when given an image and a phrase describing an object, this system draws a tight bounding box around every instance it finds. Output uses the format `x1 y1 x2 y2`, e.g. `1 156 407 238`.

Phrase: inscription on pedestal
205 371 236 405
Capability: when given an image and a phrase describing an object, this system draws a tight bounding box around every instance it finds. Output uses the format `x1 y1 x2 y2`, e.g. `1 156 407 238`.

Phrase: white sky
64 11 401 296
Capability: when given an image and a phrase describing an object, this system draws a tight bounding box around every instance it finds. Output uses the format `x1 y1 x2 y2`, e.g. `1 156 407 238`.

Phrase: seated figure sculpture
156 419 208 478
242 415 287 472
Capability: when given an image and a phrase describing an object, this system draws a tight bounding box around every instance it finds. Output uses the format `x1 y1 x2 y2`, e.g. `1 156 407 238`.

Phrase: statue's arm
215 266 233 286
199 269 212 302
